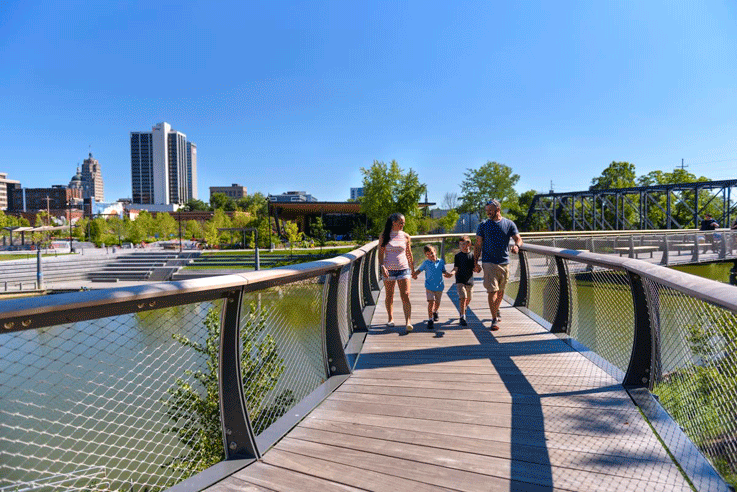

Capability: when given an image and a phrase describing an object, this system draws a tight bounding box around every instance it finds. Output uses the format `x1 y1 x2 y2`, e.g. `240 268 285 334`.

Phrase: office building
81 152 104 202
210 184 247 200
10 186 82 212
268 191 318 203
0 173 21 211
350 187 364 200
130 122 197 205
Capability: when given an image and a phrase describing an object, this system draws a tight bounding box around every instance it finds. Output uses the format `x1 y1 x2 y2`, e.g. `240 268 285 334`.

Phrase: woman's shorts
456 283 473 300
385 268 412 281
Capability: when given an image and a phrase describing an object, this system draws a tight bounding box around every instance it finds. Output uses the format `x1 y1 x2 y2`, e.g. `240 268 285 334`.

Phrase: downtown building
130 122 198 207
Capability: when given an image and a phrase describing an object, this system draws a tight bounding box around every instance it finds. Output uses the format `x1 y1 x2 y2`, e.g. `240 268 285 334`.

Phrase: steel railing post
368 248 381 292
550 256 571 334
324 267 351 376
350 258 368 332
623 272 656 388
513 250 530 308
362 249 376 306
660 234 670 266
219 289 260 460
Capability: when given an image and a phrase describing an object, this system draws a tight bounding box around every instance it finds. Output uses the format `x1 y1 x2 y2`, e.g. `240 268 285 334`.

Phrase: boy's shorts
482 263 509 293
456 283 473 300
426 290 443 303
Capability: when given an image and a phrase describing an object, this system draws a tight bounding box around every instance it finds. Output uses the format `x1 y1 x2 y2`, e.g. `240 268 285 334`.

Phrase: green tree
360 160 426 235
283 221 302 255
590 161 637 190
638 168 720 228
438 209 459 233
210 192 236 211
162 304 294 477
310 217 328 250
459 161 520 217
184 199 210 212
136 211 157 241
158 213 178 240
185 220 204 241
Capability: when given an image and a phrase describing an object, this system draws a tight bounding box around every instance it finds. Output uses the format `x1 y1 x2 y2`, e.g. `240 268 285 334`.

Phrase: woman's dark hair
380 213 405 247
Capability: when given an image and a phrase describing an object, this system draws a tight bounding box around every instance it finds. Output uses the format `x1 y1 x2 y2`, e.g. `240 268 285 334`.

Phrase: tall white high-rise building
130 122 197 205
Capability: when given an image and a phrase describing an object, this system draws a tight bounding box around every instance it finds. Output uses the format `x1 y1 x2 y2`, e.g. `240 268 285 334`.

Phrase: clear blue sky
1 0 736 206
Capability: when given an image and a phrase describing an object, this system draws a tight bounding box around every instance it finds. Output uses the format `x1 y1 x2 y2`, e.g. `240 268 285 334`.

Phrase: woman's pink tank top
383 231 409 270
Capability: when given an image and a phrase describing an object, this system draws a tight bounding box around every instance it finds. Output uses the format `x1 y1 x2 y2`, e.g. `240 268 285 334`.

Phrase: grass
0 253 74 261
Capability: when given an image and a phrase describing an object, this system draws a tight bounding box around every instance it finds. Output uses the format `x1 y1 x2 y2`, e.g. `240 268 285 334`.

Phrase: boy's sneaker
432 312 439 321
490 318 500 331
460 317 468 326
427 319 434 329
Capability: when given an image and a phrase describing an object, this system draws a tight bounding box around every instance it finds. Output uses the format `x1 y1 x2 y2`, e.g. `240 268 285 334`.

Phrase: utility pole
678 159 688 171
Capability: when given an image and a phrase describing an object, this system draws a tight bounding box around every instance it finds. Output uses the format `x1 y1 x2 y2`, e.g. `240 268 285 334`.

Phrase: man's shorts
426 290 443 303
385 269 411 281
482 263 509 293
456 283 473 300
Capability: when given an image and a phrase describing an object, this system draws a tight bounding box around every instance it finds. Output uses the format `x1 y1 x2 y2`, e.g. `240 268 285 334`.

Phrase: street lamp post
178 207 183 252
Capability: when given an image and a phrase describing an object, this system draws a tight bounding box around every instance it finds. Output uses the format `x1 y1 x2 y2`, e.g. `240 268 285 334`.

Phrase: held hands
473 263 482 273
443 271 453 278
411 271 419 279
511 245 520 254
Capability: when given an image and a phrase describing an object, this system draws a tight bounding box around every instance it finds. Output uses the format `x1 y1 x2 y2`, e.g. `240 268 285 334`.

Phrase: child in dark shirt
448 236 475 326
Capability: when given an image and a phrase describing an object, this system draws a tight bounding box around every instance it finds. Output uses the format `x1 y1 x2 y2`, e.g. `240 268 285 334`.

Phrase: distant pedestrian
732 218 737 230
378 213 414 333
448 236 475 326
474 199 523 331
413 244 452 329
700 213 719 231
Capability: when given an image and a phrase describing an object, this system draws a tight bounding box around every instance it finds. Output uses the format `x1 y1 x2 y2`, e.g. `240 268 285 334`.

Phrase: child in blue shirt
413 244 452 329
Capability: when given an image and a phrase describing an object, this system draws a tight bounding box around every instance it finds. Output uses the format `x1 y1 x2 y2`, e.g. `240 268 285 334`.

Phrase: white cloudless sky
1 0 736 205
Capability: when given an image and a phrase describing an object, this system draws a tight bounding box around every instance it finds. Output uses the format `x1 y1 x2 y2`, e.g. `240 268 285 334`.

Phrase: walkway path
208 276 692 491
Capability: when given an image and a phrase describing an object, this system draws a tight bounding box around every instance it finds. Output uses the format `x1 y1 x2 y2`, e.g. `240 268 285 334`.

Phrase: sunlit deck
208 275 691 491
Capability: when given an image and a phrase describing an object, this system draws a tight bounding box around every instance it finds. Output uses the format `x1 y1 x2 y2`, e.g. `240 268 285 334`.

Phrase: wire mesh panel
504 254 520 302
0 300 223 491
647 280 737 486
240 277 328 438
337 265 352 347
567 267 634 373
525 250 559 326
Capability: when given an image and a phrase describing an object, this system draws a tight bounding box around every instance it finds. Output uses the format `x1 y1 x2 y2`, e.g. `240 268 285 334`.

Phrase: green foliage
360 160 427 235
184 199 210 211
210 192 236 211
162 304 294 477
438 209 459 233
350 223 370 243
590 161 637 190
283 221 302 254
310 217 328 249
459 161 520 217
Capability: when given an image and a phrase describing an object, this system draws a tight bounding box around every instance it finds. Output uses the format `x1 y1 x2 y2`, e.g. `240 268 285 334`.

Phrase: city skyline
1 1 736 206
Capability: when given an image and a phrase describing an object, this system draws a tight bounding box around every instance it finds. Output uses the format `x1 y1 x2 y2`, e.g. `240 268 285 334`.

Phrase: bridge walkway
208 276 692 491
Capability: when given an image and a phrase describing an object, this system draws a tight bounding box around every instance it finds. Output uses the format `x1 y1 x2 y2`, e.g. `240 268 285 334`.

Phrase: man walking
474 199 523 331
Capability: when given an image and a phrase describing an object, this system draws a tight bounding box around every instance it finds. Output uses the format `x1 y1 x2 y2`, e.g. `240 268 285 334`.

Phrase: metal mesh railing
567 265 634 373
524 250 559 326
240 278 328 437
0 301 223 491
648 280 737 485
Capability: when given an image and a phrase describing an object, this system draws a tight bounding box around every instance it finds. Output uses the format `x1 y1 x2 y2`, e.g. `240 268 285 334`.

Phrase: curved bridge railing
2 231 737 491
505 240 737 490
0 241 381 492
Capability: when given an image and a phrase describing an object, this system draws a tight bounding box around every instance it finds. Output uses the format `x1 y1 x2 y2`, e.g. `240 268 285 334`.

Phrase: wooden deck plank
208 274 692 491
228 462 365 492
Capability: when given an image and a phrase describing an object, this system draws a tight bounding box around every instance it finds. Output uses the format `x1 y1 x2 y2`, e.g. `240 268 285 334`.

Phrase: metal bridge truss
525 179 737 231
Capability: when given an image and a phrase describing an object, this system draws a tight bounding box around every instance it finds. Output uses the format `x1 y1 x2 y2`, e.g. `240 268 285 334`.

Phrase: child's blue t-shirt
416 258 446 292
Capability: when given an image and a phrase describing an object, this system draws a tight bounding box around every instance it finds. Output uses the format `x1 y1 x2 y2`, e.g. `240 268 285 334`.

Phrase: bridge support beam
513 250 530 308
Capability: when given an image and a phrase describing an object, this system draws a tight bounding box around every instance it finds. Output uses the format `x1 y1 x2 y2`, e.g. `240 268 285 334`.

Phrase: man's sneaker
490 318 500 331
460 317 468 326
433 311 439 321
427 319 434 329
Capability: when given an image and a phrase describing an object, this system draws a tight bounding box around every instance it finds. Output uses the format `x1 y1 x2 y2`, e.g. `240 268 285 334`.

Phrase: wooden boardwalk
209 276 692 491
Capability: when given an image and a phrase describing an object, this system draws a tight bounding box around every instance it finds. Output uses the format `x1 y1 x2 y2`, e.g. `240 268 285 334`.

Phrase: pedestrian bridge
1 230 736 491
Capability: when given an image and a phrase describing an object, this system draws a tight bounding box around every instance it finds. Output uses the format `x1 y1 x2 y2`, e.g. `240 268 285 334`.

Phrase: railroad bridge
1 230 736 491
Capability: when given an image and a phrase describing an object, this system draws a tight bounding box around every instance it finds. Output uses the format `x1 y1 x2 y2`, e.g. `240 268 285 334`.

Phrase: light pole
178 207 183 252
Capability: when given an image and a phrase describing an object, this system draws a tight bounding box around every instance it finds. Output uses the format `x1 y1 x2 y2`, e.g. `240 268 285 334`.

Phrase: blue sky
1 0 736 205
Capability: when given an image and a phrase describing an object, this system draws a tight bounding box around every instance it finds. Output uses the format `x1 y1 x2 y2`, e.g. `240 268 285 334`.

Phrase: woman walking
378 213 414 333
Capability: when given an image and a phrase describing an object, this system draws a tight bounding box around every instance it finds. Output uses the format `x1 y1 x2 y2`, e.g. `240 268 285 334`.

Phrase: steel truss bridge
525 178 737 231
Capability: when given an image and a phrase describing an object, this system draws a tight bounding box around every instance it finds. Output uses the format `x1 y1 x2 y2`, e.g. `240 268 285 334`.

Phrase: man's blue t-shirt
416 258 446 291
476 218 519 265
